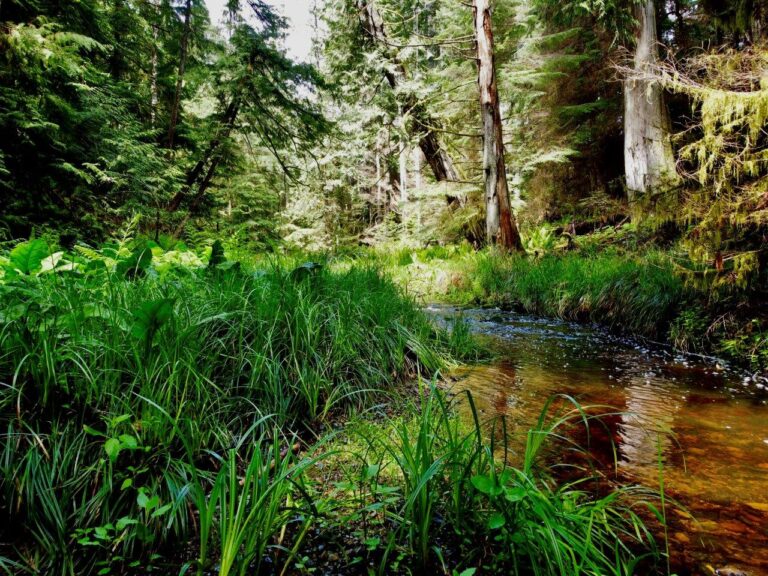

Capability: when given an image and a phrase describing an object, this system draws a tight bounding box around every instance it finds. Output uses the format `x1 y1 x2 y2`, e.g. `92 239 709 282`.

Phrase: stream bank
370 245 768 375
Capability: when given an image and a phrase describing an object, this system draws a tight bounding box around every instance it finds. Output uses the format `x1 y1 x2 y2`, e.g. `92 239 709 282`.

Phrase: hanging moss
654 48 768 289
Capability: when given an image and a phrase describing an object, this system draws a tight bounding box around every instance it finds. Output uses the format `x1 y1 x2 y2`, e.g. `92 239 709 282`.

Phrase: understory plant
0 238 458 575
468 396 659 575
344 386 662 575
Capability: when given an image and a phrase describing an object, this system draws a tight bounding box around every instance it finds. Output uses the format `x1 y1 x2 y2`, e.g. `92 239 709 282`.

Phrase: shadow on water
428 306 768 576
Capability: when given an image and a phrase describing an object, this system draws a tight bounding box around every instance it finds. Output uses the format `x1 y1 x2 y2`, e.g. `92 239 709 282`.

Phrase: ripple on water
428 306 768 575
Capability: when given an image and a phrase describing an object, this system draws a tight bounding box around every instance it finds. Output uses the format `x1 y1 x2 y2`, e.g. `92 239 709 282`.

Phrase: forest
0 0 767 574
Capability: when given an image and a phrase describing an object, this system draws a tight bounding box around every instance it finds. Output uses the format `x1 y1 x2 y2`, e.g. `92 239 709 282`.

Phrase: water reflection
617 379 681 480
429 306 768 575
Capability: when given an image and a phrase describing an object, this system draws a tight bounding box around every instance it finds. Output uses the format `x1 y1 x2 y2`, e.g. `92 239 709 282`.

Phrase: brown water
429 306 768 576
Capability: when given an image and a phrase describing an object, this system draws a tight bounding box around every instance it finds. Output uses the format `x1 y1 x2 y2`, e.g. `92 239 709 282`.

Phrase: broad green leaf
488 512 506 530
215 260 240 272
145 494 160 511
111 414 132 426
364 464 380 480
503 486 526 503
38 251 64 274
116 246 152 278
131 299 174 341
9 239 49 274
119 434 138 450
208 239 225 268
0 304 28 324
471 474 499 495
104 438 121 463
116 516 138 531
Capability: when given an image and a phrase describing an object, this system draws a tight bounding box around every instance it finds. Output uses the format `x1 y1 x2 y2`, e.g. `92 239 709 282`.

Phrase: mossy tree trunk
623 0 680 201
473 0 523 251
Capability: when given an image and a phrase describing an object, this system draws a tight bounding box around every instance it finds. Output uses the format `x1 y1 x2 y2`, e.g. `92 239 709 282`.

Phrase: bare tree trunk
624 0 680 201
150 23 159 128
473 0 523 251
167 0 192 150
413 146 422 190
375 135 383 222
399 147 408 203
357 0 460 204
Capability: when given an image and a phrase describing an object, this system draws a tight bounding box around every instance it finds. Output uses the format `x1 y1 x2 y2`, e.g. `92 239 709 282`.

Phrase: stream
428 306 768 576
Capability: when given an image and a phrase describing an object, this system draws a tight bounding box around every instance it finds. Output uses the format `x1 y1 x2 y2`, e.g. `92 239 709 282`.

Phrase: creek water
428 306 768 576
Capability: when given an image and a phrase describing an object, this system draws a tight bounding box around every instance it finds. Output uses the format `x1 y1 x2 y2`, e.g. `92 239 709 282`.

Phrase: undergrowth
0 237 665 574
0 238 460 574
306 385 664 575
357 240 767 373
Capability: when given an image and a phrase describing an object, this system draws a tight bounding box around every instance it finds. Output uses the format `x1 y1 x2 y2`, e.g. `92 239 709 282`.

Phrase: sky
204 0 317 62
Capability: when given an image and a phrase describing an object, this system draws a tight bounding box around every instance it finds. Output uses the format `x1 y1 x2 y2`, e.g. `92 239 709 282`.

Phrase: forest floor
2 235 766 575
0 238 673 575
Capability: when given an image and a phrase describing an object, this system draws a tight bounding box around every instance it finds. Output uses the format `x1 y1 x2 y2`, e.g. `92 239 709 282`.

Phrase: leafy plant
130 298 175 356
7 239 50 275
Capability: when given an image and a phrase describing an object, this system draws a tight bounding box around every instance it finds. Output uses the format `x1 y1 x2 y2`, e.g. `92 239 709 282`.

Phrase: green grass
473 250 686 339
348 245 687 339
325 385 663 575
0 239 665 575
358 242 767 370
0 240 461 575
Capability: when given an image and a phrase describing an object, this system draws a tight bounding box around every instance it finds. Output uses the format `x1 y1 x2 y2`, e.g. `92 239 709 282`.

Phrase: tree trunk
167 94 240 212
399 146 408 203
623 0 680 201
150 23 159 128
472 0 523 251
413 146 422 190
672 0 688 48
375 148 383 221
167 0 192 150
357 0 460 204
398 109 408 203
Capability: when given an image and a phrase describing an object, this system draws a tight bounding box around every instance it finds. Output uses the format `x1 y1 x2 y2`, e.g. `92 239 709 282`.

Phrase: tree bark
413 146 422 190
672 0 688 48
375 145 383 222
357 0 460 203
150 23 159 128
472 0 523 251
623 0 680 201
397 107 408 203
167 0 192 150
399 144 408 203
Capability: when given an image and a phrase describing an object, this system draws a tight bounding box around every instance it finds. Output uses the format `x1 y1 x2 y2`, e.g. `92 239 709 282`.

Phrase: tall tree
356 1 460 194
167 15 327 224
167 0 193 149
623 0 680 200
472 0 523 250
